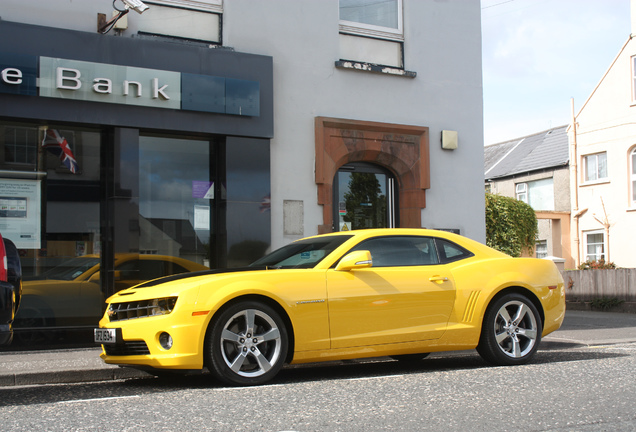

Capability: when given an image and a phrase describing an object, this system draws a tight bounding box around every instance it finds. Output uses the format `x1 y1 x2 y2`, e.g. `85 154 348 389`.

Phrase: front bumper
98 310 209 371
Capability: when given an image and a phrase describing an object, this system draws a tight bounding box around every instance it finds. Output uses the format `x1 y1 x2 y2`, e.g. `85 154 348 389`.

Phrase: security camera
120 0 149 14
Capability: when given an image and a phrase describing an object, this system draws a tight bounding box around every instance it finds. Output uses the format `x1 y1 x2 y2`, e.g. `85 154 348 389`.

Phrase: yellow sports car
96 228 566 386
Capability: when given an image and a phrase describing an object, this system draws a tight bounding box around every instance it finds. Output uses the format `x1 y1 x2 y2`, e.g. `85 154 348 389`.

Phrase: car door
326 236 456 349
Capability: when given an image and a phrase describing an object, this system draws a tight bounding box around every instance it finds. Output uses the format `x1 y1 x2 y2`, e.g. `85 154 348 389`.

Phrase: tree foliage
485 193 538 257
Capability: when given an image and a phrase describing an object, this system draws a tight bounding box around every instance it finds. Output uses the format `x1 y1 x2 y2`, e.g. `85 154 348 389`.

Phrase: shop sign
0 52 259 116
39 57 181 110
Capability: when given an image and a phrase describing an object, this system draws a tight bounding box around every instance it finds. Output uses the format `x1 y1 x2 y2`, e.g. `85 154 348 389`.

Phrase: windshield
250 235 352 269
37 257 101 281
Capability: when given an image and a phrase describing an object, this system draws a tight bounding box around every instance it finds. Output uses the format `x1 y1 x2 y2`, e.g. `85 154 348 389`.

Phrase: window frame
146 0 222 13
339 0 404 41
584 230 606 262
347 235 474 268
535 240 548 259
582 152 609 184
515 182 528 203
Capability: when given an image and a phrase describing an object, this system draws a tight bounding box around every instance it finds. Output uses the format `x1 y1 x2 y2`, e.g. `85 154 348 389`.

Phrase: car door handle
429 276 449 282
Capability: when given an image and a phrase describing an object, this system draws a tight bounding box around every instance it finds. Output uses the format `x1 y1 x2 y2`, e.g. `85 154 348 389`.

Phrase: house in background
485 125 573 268
568 0 636 268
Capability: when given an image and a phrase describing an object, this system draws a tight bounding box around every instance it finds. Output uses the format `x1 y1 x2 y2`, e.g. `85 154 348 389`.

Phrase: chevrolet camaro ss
96 228 566 386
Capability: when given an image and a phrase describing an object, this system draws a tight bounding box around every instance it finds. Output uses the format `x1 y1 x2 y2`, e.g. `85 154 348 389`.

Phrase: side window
435 239 474 264
352 236 439 267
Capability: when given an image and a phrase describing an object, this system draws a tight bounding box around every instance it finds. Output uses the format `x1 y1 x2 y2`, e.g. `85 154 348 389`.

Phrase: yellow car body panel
98 228 566 376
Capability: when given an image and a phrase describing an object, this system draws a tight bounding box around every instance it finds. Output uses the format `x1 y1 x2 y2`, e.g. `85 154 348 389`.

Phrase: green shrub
485 193 538 257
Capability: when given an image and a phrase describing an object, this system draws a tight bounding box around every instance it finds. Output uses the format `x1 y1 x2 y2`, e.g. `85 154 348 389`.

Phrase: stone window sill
335 61 416 78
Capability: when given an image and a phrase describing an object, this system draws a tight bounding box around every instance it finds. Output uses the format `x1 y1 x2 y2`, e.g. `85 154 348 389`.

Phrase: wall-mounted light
441 130 458 150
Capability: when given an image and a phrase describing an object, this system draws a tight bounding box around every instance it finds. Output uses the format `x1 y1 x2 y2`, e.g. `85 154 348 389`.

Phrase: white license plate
94 328 117 344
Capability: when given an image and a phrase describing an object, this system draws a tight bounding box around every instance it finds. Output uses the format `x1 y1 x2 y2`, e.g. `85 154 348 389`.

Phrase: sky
481 0 632 145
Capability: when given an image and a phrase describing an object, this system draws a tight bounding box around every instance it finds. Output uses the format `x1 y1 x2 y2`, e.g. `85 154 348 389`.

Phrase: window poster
194 205 210 230
0 178 41 249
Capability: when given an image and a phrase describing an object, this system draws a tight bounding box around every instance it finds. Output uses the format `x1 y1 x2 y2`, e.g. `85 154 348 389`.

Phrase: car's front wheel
477 293 542 366
205 301 288 386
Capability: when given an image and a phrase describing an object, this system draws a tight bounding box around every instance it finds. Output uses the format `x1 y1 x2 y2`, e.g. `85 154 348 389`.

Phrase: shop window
139 136 212 268
585 230 605 262
583 152 608 183
0 122 102 346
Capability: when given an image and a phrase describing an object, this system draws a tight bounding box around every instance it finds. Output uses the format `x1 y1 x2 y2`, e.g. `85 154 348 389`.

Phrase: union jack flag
41 129 79 174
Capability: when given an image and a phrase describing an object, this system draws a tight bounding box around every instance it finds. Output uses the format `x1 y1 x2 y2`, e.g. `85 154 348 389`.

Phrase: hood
132 266 268 289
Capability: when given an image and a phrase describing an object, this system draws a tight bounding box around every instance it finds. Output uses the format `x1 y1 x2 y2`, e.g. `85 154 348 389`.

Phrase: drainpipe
570 98 582 266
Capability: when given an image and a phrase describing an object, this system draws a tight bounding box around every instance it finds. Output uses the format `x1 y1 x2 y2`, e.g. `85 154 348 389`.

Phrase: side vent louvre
462 291 481 323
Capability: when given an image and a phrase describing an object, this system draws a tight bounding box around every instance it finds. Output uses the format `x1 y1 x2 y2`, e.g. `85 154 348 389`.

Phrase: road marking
57 395 140 404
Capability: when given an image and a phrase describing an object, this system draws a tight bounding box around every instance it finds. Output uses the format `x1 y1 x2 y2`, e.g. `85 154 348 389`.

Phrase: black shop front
0 21 273 348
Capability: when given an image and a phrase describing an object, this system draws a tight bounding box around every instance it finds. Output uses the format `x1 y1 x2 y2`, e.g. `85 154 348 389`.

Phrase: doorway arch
315 117 430 233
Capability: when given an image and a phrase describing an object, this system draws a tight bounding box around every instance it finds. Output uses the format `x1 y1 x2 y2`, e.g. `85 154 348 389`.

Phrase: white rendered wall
222 0 485 249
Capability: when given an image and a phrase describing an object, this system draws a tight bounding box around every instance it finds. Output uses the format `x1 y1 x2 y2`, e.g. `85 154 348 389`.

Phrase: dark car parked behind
0 233 22 345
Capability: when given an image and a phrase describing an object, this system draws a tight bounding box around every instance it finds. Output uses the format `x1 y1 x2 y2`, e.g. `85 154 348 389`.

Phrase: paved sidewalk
1 310 635 387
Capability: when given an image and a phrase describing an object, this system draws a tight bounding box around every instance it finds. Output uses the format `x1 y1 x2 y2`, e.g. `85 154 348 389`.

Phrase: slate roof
484 125 569 180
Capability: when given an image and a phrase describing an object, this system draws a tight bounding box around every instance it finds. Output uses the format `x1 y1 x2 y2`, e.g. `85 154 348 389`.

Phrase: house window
585 230 606 262
583 152 608 182
535 240 548 259
631 147 636 205
339 0 403 40
515 179 554 210
515 183 527 203
136 1 222 43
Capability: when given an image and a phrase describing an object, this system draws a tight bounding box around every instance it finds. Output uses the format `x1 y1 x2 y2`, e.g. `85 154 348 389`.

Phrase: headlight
108 297 178 322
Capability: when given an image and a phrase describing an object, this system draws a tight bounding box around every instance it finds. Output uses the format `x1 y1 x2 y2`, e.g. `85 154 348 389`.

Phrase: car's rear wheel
477 293 542 366
205 301 288 386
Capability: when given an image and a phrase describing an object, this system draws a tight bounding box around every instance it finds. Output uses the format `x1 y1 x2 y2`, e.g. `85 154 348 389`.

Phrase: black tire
390 353 430 362
477 293 542 366
205 301 288 386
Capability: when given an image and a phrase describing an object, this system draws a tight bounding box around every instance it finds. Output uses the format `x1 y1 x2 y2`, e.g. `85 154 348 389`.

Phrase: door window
334 162 396 231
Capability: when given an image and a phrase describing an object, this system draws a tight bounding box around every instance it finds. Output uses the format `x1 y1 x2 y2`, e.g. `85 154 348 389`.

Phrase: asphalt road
1 339 635 431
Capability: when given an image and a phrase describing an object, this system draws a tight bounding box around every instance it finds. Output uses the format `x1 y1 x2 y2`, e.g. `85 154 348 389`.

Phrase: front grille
104 341 150 356
108 297 177 322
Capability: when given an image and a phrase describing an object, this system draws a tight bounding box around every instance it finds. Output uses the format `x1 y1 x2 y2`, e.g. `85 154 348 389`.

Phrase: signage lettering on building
0 52 259 116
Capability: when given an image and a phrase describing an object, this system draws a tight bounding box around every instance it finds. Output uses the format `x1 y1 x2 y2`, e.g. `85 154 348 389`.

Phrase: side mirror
335 250 372 272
